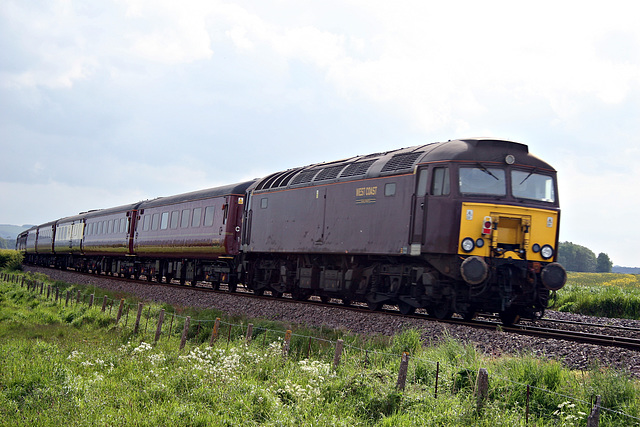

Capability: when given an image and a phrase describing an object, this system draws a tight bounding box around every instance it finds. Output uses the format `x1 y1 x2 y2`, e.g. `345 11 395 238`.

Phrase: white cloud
2 0 640 266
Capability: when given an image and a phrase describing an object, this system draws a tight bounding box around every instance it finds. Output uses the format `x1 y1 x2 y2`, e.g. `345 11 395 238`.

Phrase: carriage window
103 221 108 234
152 213 160 231
170 210 179 229
120 218 126 233
385 183 396 196
192 208 202 227
143 215 150 231
512 170 555 202
431 167 450 196
161 212 169 230
459 167 506 196
181 209 190 228
261 198 268 209
204 206 215 227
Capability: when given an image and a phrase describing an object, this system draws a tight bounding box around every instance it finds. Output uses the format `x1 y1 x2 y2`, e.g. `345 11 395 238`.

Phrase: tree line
557 241 612 273
0 237 13 250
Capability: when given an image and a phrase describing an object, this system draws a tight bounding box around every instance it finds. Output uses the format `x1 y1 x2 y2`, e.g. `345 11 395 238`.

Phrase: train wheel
462 310 477 321
320 296 330 304
367 302 382 311
342 298 351 306
398 302 415 315
253 288 264 296
293 289 310 301
499 309 520 326
430 304 452 320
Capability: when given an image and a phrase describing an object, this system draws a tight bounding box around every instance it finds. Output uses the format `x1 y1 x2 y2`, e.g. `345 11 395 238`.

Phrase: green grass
554 272 640 319
1 271 640 425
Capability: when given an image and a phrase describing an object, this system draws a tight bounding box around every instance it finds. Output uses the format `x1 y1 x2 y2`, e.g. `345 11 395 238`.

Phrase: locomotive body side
245 173 415 255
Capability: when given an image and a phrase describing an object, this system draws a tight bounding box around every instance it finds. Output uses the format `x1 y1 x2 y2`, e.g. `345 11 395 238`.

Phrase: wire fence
3 271 640 426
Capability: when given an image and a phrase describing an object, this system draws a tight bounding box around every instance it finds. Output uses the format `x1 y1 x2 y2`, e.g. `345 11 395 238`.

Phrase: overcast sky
1 0 639 267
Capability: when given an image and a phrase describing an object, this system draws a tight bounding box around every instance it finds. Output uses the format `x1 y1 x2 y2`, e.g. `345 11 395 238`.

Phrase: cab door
409 167 429 250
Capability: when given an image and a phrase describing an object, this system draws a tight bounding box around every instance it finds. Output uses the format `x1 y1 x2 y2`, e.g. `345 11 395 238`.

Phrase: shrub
0 249 23 271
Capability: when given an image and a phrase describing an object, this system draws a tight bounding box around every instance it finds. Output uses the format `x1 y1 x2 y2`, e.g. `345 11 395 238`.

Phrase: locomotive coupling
540 262 567 291
460 256 489 285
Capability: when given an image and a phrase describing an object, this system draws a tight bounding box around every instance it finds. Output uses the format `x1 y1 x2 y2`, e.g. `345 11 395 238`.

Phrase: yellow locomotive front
454 162 566 324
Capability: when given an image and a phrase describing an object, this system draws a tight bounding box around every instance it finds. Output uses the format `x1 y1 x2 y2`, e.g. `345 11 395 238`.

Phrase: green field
1 270 640 426
554 272 640 319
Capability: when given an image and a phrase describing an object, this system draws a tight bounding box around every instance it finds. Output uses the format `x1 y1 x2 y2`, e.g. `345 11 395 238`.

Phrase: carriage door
409 167 429 254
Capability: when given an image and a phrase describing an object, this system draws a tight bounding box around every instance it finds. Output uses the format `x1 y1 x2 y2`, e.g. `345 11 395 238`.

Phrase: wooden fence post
246 323 253 344
283 330 292 357
116 299 125 324
55 287 59 303
180 316 191 350
333 339 344 369
66 290 70 306
89 294 94 308
587 395 601 427
101 295 108 312
76 290 81 305
475 368 489 411
154 309 165 342
210 318 220 345
133 303 143 334
396 352 409 391
46 285 50 299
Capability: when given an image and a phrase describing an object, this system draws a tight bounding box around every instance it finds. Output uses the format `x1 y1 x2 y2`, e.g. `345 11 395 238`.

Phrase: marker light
482 216 492 235
532 243 541 253
476 238 485 248
461 237 475 252
540 245 554 260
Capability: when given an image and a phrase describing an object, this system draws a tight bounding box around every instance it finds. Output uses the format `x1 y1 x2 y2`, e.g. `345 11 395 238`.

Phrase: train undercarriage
24 251 553 325
241 252 553 325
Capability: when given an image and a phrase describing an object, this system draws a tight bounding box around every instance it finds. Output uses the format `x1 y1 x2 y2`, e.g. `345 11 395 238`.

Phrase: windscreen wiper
476 163 499 180
519 167 538 185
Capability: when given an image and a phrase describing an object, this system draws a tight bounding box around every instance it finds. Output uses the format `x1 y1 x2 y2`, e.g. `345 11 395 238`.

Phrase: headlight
540 244 554 260
461 237 475 252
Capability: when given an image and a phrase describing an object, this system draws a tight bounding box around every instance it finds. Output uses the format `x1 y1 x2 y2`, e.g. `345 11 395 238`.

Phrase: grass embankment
554 273 640 319
1 271 640 426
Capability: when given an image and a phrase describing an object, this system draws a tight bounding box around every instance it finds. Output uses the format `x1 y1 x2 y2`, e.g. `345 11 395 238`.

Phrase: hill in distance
0 224 34 241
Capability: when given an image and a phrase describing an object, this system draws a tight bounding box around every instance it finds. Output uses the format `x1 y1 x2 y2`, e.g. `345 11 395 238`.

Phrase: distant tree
596 253 613 273
557 242 596 272
0 237 10 250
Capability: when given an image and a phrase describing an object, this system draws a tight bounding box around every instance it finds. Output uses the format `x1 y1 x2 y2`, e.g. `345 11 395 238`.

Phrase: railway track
24 266 640 352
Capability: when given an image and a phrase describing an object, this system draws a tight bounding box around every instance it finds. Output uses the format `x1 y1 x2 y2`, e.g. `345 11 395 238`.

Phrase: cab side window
431 167 450 196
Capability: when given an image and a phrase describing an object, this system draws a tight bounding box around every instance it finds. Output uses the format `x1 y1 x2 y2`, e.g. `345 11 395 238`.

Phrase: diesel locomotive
17 138 566 325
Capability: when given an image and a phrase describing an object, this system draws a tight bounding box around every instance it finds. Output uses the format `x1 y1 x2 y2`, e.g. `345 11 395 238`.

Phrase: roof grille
314 166 344 181
291 170 319 185
381 152 422 172
340 160 376 177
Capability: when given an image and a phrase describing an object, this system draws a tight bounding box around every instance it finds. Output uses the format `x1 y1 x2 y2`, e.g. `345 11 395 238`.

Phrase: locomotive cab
444 140 566 323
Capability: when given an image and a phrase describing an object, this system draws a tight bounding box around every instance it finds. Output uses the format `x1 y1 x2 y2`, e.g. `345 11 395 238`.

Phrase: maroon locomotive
18 138 566 324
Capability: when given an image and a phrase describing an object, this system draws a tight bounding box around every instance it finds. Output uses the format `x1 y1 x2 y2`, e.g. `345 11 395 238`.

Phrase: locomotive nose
541 262 567 291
